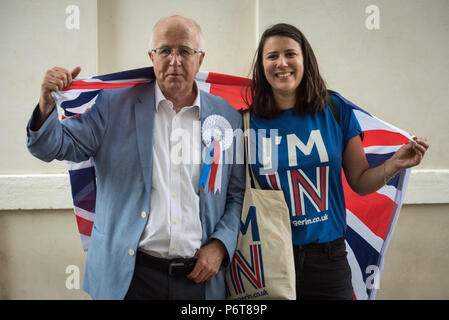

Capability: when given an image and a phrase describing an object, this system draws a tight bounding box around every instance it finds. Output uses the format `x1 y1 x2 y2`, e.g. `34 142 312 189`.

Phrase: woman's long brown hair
244 23 329 118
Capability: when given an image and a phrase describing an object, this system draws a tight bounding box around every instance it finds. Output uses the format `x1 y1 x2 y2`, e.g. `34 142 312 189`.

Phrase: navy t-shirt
249 92 363 245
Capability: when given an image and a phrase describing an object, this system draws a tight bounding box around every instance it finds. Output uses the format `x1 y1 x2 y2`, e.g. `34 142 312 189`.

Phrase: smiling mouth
275 72 294 79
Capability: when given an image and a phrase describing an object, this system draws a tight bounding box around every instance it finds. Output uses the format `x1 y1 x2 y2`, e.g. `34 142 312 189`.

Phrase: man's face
149 18 204 101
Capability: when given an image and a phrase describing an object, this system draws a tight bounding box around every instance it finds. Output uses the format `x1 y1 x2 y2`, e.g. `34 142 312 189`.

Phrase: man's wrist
38 99 56 117
209 238 228 265
210 238 226 253
30 102 55 131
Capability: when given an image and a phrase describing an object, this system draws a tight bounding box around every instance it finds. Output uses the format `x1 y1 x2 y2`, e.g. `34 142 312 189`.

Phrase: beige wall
2 205 447 299
258 0 449 170
0 209 89 299
0 0 98 175
97 0 257 76
378 204 449 300
0 0 448 299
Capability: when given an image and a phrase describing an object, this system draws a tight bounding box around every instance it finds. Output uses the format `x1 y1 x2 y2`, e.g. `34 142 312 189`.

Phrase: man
26 15 244 300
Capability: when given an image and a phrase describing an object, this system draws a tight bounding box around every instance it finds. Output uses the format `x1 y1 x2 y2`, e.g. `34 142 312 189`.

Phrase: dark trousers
124 254 206 300
293 237 354 300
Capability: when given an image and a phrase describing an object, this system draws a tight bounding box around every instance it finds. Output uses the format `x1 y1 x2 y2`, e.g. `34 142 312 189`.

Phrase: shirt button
173 167 178 173
172 194 177 199
171 247 177 251
128 249 135 256
173 220 178 225
141 211 147 218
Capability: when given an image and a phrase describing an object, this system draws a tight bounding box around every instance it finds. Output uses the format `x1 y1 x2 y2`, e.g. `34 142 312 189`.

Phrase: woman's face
262 35 304 101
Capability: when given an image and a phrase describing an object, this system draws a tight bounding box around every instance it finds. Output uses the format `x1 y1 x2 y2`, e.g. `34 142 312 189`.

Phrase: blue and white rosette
199 115 233 193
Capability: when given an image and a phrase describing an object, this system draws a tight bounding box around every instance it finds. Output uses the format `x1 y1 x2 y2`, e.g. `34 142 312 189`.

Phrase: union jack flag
52 66 411 300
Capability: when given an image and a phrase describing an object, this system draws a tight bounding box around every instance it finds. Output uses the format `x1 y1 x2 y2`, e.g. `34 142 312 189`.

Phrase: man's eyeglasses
151 46 203 59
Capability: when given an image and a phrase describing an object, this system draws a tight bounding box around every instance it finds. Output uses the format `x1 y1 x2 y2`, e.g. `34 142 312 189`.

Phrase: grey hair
148 14 205 51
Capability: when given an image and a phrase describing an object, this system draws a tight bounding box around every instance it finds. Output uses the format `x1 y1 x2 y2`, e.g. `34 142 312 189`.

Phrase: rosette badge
199 115 233 193
201 115 233 149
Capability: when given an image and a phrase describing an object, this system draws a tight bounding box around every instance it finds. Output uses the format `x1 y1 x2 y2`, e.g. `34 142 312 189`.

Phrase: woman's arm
342 135 429 196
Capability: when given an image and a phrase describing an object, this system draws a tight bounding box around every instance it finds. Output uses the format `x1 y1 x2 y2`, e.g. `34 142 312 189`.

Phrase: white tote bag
225 112 296 300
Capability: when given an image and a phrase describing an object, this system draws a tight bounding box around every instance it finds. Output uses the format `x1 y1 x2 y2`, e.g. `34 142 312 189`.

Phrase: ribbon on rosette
199 115 233 193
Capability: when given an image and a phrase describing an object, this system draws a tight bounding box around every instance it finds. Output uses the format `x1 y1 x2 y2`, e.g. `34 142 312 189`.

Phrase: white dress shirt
138 81 203 258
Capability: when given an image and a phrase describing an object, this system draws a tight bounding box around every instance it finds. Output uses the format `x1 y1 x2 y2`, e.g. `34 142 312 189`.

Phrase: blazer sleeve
26 90 110 163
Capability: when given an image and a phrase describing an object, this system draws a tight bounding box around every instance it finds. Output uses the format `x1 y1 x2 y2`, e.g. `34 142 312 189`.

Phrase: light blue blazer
26 81 245 299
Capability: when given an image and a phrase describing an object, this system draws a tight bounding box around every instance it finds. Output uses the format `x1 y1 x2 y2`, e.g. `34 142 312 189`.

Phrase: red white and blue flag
53 66 411 300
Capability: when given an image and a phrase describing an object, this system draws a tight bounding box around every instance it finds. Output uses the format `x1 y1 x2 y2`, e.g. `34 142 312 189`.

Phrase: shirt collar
154 80 201 119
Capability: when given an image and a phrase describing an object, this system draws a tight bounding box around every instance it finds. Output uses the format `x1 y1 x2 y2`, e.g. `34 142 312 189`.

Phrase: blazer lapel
199 90 214 162
134 82 156 196
199 91 214 223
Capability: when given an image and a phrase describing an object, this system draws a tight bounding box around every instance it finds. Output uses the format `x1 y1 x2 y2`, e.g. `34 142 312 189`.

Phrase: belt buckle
168 262 185 276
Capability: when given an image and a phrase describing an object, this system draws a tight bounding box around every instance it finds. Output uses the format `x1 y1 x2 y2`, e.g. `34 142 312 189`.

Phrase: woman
245 23 429 300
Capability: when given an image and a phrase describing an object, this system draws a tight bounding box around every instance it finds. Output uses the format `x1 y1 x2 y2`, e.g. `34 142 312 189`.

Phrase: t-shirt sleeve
332 93 364 150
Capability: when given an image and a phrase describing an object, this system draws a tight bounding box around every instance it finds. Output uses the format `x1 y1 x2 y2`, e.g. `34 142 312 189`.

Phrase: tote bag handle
243 111 262 190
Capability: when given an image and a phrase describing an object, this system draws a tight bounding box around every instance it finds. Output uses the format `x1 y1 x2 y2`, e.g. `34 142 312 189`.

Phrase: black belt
293 236 345 253
136 250 197 276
